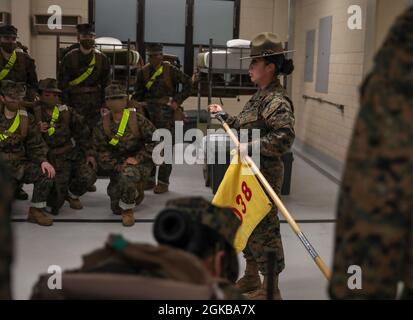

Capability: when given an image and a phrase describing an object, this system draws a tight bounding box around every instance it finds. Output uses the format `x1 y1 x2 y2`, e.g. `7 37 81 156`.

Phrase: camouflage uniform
0 83 53 211
132 44 192 187
0 25 38 101
226 78 295 277
58 24 110 131
0 161 13 299
329 7 413 300
34 79 96 214
91 87 157 216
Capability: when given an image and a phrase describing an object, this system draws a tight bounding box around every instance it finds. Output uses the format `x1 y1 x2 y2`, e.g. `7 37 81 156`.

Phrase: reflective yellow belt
0 50 17 81
47 106 59 136
0 112 20 141
145 65 164 90
109 108 130 146
69 53 96 86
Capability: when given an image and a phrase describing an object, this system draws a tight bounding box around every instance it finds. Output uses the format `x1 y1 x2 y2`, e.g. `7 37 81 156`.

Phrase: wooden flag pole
216 114 331 280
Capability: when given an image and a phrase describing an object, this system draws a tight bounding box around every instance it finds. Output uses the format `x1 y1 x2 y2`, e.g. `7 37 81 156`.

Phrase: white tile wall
291 0 367 163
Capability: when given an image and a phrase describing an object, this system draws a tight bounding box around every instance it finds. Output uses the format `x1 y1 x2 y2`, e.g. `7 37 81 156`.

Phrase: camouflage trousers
243 159 285 276
68 90 103 132
329 202 413 299
107 161 153 212
47 149 97 212
146 103 174 185
4 160 53 208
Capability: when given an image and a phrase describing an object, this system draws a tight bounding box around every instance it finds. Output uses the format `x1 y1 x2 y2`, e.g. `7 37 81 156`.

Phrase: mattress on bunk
101 49 140 66
197 49 251 70
96 37 140 66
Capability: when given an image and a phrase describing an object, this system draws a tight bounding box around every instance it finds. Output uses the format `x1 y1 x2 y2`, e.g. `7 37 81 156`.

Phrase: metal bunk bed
196 38 290 125
196 38 256 125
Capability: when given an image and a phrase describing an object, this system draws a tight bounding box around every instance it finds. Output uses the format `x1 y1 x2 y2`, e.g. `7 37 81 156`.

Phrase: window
95 0 137 41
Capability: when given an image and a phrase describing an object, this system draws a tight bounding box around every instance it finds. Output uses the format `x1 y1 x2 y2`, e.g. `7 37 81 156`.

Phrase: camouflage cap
0 25 18 37
0 80 26 99
241 32 293 60
164 197 240 247
146 43 163 55
38 78 62 94
76 23 96 36
105 84 128 99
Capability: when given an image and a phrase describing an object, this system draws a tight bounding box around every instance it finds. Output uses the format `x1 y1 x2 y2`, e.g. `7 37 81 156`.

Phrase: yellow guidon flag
212 153 272 253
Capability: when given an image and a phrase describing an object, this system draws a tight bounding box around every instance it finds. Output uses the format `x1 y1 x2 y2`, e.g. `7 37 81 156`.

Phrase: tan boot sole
69 203 83 210
122 219 135 227
28 215 53 226
153 185 169 194
235 278 261 294
66 198 83 210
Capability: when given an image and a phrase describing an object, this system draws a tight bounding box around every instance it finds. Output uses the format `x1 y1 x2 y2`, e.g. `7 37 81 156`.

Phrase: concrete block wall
291 0 368 165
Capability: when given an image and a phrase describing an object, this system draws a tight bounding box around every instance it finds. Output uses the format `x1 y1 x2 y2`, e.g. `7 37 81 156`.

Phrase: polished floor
11 145 339 300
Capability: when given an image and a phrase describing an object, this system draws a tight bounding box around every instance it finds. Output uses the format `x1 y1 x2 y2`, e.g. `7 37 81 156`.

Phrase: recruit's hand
41 162 56 179
208 104 223 114
125 157 138 166
168 99 179 111
86 156 97 171
38 122 49 133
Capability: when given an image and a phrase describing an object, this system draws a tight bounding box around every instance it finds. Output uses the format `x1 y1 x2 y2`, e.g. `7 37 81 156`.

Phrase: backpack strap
19 109 29 138
126 108 138 137
162 61 174 93
142 63 151 85
59 104 71 128
102 112 112 139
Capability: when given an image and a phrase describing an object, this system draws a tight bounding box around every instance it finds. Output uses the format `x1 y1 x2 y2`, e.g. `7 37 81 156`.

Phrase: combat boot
135 182 145 206
121 209 135 227
87 184 97 192
66 196 83 210
245 275 282 300
111 200 121 215
28 207 53 226
153 182 169 194
144 180 155 191
15 187 29 200
235 260 261 293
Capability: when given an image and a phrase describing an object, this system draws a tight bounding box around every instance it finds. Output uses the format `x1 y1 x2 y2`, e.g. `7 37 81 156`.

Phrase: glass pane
194 0 234 46
145 0 186 43
95 0 137 41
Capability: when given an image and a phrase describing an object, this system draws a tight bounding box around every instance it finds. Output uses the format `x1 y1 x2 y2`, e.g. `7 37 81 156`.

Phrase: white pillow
226 39 251 48
96 37 123 51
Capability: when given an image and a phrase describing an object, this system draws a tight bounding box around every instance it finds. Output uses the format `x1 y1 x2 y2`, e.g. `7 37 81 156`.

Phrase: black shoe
15 187 29 200
111 202 121 215
87 184 97 192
